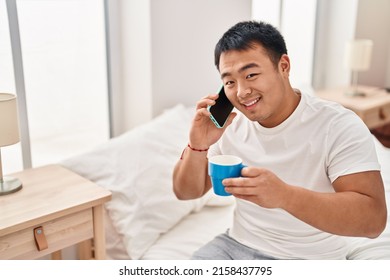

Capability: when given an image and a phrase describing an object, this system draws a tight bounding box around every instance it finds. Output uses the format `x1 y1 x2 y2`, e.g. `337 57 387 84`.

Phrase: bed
60 104 390 260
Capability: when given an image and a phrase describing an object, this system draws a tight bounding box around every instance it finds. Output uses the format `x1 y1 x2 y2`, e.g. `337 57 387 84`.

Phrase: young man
173 21 387 259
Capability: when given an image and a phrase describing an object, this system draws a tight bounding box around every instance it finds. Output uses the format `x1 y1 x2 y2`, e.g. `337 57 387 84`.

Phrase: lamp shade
344 39 373 71
0 93 21 147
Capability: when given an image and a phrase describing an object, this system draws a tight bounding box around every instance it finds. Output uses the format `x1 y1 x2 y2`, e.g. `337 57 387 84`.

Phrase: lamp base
0 177 23 196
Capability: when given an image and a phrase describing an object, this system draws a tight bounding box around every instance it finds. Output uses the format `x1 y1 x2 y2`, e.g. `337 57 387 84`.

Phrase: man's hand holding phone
189 87 236 150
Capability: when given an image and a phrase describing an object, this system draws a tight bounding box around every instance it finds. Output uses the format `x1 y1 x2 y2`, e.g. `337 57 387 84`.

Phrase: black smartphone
207 85 234 128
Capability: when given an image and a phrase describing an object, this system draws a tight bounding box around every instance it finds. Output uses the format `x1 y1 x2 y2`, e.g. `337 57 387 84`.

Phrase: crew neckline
253 89 306 135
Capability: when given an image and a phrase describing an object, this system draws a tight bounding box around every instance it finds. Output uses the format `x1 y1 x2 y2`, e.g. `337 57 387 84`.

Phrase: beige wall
355 0 390 88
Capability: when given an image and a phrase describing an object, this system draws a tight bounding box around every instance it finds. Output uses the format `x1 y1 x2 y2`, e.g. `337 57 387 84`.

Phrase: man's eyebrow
220 63 260 79
239 63 260 73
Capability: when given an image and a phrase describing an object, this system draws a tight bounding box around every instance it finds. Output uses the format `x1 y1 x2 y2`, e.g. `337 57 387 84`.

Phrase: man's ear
279 54 290 75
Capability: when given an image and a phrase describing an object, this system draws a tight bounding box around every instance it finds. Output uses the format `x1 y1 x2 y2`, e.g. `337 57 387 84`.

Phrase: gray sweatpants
191 232 278 260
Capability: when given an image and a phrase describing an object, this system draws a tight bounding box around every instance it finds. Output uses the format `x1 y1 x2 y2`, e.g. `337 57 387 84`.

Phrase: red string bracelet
180 143 209 159
187 143 209 152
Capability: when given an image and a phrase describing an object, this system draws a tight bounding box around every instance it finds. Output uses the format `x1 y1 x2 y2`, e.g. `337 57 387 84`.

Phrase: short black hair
214 21 287 70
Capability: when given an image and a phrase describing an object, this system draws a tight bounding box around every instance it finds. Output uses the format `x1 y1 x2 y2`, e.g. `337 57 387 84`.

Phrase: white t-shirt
208 92 381 259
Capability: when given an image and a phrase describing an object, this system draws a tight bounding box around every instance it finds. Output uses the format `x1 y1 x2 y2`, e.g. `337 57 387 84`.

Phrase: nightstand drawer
0 209 94 259
360 103 390 129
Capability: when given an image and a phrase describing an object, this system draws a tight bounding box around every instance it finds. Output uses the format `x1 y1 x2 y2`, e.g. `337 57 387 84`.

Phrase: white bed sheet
143 204 235 260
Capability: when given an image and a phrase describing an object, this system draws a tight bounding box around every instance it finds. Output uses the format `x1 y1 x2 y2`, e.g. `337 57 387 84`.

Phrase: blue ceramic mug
208 155 245 196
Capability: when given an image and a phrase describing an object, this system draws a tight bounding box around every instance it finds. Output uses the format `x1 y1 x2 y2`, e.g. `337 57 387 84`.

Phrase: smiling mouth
242 97 260 108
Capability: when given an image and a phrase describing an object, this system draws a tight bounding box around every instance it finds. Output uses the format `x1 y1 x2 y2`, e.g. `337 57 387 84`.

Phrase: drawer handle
34 226 48 251
379 108 386 120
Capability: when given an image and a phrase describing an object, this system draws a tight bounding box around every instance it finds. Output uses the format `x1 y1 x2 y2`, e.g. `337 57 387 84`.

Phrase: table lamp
0 92 23 195
344 39 373 96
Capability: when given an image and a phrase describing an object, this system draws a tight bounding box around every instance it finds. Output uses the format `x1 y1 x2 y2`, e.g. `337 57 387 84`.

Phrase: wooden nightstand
0 164 112 260
316 85 390 129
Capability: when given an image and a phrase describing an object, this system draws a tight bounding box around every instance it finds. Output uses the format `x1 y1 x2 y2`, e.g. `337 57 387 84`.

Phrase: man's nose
237 82 251 99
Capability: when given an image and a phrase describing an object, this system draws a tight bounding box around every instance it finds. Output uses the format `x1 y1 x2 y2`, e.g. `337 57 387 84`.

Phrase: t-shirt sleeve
326 111 381 183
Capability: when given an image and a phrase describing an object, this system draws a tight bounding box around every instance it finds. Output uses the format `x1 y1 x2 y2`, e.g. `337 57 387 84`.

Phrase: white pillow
61 104 215 259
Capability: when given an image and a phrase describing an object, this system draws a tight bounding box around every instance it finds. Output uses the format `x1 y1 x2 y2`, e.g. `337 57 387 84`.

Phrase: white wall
150 0 252 117
252 0 317 92
280 0 317 90
119 0 153 132
251 0 281 28
312 0 358 89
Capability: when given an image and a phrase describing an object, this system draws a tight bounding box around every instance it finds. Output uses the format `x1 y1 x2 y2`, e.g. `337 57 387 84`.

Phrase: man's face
219 43 293 128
